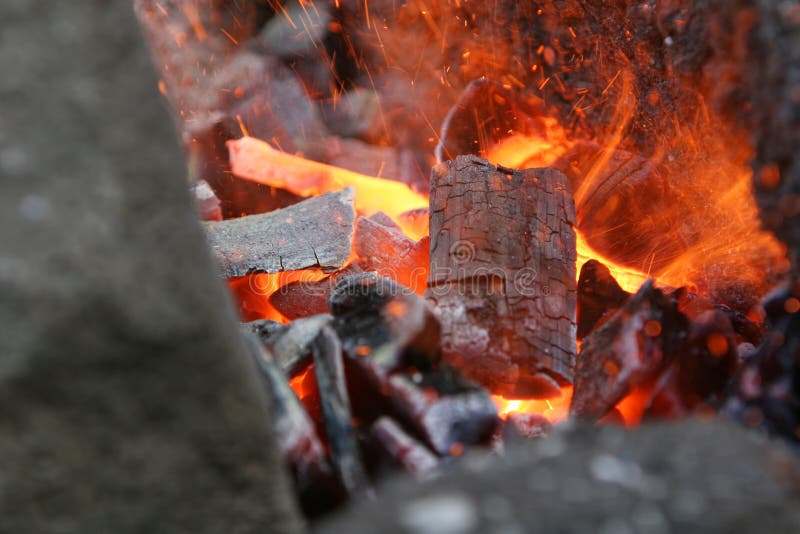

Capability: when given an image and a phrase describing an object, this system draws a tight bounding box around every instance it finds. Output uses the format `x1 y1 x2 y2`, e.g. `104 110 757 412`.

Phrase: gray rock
317 419 800 533
0 1 301 532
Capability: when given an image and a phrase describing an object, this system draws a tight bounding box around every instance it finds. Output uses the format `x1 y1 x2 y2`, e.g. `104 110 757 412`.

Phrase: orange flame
228 136 429 240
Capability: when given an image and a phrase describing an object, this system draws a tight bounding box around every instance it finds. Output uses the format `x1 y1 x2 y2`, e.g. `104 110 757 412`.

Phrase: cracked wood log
425 155 577 399
203 187 355 278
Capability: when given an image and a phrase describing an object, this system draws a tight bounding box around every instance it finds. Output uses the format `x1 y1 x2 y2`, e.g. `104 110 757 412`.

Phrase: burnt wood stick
370 417 439 479
203 187 355 278
257 314 333 378
577 260 631 340
312 325 371 498
570 280 688 422
242 334 329 486
425 155 577 398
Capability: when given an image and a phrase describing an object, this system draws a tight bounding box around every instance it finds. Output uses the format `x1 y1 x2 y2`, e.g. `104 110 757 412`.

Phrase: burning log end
203 187 355 278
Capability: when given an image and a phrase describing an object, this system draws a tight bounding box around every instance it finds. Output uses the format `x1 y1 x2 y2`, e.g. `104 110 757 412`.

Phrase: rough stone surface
0 1 301 532
317 419 800 533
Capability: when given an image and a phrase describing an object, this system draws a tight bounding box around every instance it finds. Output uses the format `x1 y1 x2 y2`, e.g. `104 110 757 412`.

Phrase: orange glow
492 386 573 424
289 365 317 401
228 136 429 240
229 268 330 323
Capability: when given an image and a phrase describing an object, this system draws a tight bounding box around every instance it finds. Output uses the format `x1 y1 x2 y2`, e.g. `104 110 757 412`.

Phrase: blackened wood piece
387 372 499 456
370 417 439 478
577 260 631 340
426 155 577 398
726 281 800 442
570 280 688 422
203 187 355 278
329 272 441 372
355 214 430 294
256 314 333 378
645 309 739 419
243 335 329 488
269 279 334 320
269 264 364 321
312 325 370 498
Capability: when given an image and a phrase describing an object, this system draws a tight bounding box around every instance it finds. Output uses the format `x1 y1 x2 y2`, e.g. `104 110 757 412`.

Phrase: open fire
136 0 797 519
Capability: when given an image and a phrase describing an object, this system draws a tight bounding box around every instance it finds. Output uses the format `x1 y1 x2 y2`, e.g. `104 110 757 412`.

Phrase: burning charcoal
203 188 355 278
570 280 688 422
435 78 542 162
242 335 330 494
312 325 371 498
670 287 765 345
269 264 366 321
269 278 333 320
370 417 439 479
329 272 441 371
257 314 334 378
577 260 631 340
426 155 577 398
387 370 500 456
355 214 429 294
645 309 739 419
725 281 800 442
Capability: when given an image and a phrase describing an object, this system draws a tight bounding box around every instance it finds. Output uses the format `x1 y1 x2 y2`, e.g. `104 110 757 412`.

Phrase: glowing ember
492 386 573 423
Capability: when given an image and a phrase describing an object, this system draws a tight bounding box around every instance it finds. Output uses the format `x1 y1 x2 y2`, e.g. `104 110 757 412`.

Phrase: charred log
577 260 631 340
426 155 577 398
203 187 355 278
570 281 688 421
